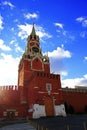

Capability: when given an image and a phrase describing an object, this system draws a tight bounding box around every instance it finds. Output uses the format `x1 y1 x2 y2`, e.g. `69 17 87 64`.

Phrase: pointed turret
30 23 36 36
27 23 39 42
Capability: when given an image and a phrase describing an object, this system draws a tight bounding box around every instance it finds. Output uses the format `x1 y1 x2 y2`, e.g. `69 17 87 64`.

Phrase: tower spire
27 23 39 43
31 23 36 36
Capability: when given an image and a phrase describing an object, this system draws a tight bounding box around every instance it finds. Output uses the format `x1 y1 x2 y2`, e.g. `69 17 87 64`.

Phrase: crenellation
62 87 87 93
15 85 18 90
36 71 60 80
0 85 18 91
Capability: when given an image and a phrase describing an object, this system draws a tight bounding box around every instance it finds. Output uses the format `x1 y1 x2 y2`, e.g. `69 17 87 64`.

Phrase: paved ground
31 115 87 130
0 115 87 130
0 123 36 130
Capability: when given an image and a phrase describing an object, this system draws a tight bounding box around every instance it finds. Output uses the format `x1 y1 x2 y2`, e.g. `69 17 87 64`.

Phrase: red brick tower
18 24 50 103
18 24 66 118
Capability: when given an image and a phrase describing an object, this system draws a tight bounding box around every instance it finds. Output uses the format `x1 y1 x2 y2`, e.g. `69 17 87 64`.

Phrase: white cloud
46 45 71 76
84 56 87 60
15 44 24 53
2 1 15 9
0 53 20 85
48 45 71 59
62 74 87 88
18 24 32 39
61 71 68 76
24 13 38 19
50 58 67 76
54 22 64 29
36 25 52 39
57 30 75 42
80 31 87 38
0 15 3 30
0 39 11 51
62 30 67 36
55 24 75 42
82 19 87 27
10 40 15 45
76 17 85 22
10 39 23 53
76 16 87 27
18 23 52 40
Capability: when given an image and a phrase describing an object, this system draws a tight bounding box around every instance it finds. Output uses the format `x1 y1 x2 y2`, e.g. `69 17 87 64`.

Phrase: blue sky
0 0 87 88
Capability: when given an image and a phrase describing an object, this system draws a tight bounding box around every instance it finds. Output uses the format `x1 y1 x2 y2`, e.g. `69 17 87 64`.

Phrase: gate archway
44 95 55 116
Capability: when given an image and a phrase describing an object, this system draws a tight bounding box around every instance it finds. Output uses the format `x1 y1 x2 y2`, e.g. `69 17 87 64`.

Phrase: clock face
32 47 39 52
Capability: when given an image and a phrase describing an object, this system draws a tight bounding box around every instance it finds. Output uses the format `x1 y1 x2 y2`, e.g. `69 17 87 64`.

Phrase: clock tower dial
32 46 39 53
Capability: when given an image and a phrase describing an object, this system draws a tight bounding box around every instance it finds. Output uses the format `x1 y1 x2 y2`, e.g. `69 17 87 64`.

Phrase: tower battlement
0 85 18 91
36 71 60 80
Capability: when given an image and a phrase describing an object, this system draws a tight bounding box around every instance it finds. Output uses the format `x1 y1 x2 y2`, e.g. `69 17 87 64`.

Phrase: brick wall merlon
36 72 60 79
0 85 18 91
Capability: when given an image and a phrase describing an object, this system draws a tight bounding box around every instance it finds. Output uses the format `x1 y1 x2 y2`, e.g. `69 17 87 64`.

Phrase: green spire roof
31 23 36 36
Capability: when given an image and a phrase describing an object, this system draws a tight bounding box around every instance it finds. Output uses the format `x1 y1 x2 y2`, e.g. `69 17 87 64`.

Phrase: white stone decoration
32 104 66 119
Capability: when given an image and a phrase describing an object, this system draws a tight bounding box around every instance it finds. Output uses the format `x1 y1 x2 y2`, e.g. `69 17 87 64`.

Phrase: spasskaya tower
18 24 65 118
18 24 50 102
